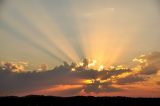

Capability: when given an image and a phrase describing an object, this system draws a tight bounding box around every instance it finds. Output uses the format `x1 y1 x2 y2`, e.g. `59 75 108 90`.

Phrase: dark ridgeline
0 95 160 106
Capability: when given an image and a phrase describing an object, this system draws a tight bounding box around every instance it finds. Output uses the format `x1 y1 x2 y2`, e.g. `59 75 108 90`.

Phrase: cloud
141 66 158 75
133 52 160 75
0 61 27 72
37 64 48 71
84 80 122 93
0 52 160 96
116 75 146 85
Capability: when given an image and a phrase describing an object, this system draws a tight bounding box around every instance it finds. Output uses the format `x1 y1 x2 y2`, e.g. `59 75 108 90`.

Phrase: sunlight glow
84 79 94 84
1 0 143 69
98 65 104 71
88 59 97 68
71 68 76 72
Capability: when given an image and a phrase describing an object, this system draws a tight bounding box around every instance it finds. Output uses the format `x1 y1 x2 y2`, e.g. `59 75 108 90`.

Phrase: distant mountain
0 95 160 106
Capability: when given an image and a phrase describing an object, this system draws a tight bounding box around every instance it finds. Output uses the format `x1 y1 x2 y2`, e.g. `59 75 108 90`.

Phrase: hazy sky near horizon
0 0 160 97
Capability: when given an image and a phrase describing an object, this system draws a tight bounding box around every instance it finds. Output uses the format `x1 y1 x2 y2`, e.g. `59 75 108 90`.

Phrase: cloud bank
0 52 160 96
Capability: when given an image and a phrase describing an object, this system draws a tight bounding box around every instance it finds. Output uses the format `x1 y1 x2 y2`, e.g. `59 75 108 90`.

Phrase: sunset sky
0 0 160 97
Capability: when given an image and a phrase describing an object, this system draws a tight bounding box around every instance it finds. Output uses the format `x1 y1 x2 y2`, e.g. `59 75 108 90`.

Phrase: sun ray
16 1 81 63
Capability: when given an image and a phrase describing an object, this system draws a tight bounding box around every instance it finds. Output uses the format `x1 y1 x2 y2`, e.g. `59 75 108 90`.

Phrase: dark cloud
73 69 99 79
141 66 158 75
0 52 160 96
101 69 131 80
116 75 146 85
84 80 122 93
84 80 102 93
0 63 80 95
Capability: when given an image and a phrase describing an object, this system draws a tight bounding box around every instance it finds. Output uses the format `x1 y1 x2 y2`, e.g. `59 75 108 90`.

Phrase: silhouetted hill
0 95 160 106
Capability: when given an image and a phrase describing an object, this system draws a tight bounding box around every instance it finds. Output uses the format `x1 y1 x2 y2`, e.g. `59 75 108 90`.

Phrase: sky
0 0 160 97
